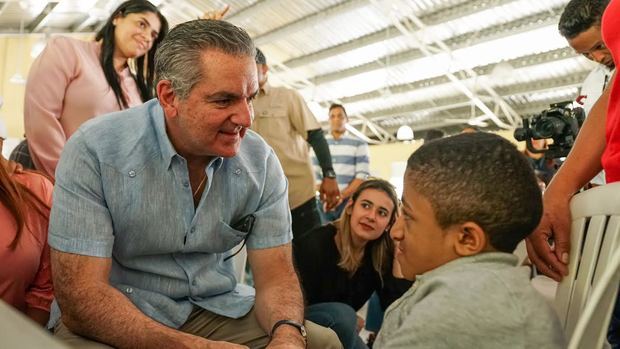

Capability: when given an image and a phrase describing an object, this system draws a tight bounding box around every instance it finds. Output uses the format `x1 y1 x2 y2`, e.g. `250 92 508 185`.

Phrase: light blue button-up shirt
49 99 292 328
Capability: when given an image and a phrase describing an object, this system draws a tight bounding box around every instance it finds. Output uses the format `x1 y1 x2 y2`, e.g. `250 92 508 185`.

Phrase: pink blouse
24 36 143 178
0 171 54 313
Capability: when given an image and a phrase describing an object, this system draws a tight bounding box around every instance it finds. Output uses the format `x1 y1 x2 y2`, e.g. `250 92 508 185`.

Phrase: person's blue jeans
306 302 368 349
364 292 384 333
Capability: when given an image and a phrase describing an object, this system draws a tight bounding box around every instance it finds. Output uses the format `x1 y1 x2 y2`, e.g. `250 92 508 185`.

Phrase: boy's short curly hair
406 132 542 253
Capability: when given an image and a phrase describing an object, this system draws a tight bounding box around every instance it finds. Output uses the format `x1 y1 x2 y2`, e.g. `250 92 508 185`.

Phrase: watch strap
270 319 307 340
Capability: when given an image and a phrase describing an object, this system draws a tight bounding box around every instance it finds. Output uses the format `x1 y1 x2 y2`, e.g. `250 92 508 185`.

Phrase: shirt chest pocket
254 107 292 139
198 220 248 254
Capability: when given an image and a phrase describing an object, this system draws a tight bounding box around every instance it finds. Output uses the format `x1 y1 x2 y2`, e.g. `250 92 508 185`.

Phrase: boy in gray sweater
375 132 566 349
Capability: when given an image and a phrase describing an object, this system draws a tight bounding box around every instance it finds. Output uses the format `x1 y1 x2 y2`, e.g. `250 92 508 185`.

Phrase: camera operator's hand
526 184 572 282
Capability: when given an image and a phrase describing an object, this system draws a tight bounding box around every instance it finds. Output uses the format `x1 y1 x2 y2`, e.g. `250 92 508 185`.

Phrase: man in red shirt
528 0 620 344
527 0 618 284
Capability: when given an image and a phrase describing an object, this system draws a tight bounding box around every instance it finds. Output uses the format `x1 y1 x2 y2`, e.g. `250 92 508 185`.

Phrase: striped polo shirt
311 131 370 191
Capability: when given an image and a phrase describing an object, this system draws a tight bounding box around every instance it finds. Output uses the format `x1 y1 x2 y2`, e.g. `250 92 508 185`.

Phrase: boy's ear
452 221 488 257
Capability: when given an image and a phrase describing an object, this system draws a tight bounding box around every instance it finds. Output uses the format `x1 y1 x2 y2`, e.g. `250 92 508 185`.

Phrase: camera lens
513 128 529 141
535 117 565 138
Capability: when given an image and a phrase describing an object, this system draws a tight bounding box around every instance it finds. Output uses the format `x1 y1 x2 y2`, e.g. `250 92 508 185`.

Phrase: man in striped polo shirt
313 103 370 221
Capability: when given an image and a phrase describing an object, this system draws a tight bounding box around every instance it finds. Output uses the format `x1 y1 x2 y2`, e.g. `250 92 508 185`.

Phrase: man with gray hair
49 20 341 349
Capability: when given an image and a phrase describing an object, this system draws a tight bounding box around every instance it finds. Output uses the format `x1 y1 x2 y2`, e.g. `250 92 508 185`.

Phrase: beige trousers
54 307 342 349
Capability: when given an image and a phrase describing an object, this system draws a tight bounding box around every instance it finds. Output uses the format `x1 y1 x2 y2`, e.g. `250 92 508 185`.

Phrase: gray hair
154 19 255 99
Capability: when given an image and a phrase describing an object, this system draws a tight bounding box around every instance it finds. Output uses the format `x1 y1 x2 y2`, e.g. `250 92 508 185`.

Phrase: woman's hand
202 4 230 20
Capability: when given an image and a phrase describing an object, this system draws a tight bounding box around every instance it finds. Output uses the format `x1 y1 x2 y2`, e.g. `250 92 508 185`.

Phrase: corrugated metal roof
0 0 593 140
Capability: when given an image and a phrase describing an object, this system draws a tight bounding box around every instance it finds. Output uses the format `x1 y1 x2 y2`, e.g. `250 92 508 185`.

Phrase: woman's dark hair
95 0 168 108
559 0 609 39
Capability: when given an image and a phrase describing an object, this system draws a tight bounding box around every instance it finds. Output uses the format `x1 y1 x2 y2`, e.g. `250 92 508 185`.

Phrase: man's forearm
60 282 198 348
547 77 611 197
254 272 304 331
307 129 334 175
254 273 305 346
52 251 203 349
250 245 305 346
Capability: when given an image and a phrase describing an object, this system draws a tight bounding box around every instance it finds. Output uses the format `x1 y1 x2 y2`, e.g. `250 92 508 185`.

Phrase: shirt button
190 227 196 234
125 287 133 294
183 181 189 188
234 169 242 175
128 170 136 178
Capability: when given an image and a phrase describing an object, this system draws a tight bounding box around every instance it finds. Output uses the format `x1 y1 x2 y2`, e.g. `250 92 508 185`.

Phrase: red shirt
0 172 53 313
602 0 620 183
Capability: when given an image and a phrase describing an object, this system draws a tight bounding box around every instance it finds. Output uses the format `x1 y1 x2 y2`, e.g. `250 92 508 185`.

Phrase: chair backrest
553 182 620 347
0 300 69 348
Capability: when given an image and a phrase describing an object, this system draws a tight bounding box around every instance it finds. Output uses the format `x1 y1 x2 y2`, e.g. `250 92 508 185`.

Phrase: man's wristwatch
323 169 337 179
270 319 307 343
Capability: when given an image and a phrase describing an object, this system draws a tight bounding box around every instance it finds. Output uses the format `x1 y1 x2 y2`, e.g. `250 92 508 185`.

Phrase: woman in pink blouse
0 155 53 326
24 0 168 178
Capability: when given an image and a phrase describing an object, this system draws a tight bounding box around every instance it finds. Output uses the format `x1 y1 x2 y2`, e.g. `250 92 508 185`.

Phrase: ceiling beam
283 0 518 68
334 46 577 106
346 71 586 129
27 2 58 33
253 0 370 46
379 96 578 134
303 6 563 86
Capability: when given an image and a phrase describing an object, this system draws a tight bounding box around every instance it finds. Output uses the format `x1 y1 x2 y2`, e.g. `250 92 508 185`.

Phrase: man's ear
157 80 179 118
452 221 488 257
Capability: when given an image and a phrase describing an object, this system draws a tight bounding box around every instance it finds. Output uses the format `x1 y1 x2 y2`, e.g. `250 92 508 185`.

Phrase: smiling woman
22 0 168 178
292 179 411 349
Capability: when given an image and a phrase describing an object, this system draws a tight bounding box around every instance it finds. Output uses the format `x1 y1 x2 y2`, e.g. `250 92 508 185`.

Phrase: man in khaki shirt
251 49 340 238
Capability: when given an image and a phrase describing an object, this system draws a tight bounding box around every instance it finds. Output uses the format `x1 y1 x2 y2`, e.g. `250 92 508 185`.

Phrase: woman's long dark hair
0 163 51 249
95 0 168 108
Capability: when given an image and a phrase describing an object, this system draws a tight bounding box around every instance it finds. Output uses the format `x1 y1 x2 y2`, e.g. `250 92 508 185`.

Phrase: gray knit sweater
375 252 566 349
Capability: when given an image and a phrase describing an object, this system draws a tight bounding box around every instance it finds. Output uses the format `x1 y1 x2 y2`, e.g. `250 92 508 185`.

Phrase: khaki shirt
251 83 321 209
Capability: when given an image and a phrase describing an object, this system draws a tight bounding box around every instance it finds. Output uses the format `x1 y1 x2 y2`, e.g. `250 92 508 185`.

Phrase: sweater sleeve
24 36 79 178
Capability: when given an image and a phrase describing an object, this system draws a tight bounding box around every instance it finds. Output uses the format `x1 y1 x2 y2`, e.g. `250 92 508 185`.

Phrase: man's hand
320 178 340 211
202 4 230 20
526 188 572 282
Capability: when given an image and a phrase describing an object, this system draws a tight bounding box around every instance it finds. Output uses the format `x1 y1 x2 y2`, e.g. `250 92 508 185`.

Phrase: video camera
513 101 585 159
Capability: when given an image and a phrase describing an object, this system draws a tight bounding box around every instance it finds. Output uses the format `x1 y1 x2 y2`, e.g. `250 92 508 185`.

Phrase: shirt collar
329 130 349 140
417 252 518 281
150 100 177 169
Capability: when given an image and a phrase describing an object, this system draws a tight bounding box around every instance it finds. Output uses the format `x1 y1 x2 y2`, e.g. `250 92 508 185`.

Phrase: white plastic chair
553 182 620 348
0 300 69 348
